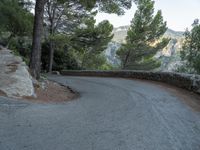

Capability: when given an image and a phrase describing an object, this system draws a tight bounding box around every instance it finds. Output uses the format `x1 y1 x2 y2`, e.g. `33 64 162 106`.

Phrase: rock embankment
0 47 34 98
61 70 200 95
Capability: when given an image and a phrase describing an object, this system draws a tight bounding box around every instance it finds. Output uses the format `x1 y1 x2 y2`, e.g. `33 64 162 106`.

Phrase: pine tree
117 0 169 70
70 18 113 69
0 0 33 46
180 19 200 74
44 0 94 73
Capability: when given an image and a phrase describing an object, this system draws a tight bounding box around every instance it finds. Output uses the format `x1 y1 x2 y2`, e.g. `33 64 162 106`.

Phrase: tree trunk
81 52 87 70
48 39 54 73
48 22 54 73
30 0 46 79
6 33 14 48
122 50 131 69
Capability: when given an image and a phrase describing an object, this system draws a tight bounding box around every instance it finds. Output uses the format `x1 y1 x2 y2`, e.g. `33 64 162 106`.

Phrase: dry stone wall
61 70 200 95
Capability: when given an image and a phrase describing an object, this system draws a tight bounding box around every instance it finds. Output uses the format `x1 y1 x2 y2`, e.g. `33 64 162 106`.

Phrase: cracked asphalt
0 75 200 150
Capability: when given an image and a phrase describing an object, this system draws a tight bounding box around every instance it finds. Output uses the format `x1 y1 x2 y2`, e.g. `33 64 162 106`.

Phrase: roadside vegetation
0 0 199 80
116 0 169 70
178 19 200 74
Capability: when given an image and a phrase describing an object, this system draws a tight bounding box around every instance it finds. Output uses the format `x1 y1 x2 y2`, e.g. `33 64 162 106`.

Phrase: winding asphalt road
0 75 200 150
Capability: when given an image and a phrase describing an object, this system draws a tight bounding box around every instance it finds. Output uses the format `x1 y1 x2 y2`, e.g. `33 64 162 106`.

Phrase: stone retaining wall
61 70 200 95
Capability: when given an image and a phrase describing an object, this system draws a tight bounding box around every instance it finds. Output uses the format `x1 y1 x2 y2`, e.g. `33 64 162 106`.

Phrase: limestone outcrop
0 47 34 98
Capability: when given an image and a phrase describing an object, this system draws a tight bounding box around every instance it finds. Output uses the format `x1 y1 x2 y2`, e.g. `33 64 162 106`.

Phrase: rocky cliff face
0 46 34 98
105 26 184 71
105 42 121 66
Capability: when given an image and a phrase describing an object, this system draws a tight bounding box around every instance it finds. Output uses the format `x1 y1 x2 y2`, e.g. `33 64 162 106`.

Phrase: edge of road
61 70 200 95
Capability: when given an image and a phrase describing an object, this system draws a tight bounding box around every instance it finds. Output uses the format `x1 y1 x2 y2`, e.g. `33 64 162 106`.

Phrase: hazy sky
95 0 200 31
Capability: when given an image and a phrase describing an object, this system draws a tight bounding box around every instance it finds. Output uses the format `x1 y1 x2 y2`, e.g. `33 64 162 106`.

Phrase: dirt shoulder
131 78 200 112
0 79 78 103
24 80 78 103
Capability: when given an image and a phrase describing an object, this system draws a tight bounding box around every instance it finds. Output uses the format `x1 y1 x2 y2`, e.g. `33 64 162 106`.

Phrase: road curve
0 75 200 150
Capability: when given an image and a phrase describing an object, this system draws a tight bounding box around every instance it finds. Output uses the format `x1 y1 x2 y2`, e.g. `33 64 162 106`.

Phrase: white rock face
0 47 34 98
105 42 121 66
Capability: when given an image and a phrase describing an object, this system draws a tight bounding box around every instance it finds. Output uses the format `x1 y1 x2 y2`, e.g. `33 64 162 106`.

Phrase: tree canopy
117 0 169 70
29 0 136 79
43 0 95 72
180 19 200 74
0 0 33 39
79 0 134 15
70 18 114 69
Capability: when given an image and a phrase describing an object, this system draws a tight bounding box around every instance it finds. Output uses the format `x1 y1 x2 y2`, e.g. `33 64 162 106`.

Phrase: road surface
0 76 200 150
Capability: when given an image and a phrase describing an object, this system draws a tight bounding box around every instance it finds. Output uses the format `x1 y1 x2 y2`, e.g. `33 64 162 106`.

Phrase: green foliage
41 41 80 71
44 0 98 72
8 36 32 64
180 20 200 74
117 0 169 70
42 2 115 71
81 53 108 70
0 0 33 53
44 0 95 34
28 0 138 78
0 0 33 37
70 18 114 69
0 0 33 65
0 0 137 74
79 0 134 15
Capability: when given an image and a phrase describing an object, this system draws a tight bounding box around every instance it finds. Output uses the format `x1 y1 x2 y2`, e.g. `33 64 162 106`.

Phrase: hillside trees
41 16 113 71
0 0 33 47
70 19 114 69
180 19 200 74
44 0 95 72
30 0 136 79
117 0 169 70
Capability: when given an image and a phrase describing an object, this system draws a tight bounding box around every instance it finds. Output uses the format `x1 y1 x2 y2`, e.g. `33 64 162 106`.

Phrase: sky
95 0 200 31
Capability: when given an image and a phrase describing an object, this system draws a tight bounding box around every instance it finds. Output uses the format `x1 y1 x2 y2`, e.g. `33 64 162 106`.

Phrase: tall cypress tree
117 0 169 70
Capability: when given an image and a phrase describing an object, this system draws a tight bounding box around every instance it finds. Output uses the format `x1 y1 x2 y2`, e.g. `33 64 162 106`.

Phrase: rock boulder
0 47 34 98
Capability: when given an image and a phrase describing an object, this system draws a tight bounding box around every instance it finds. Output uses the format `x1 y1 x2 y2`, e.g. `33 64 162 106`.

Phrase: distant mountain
112 26 130 43
164 28 184 39
112 25 184 43
105 25 185 71
105 42 121 66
